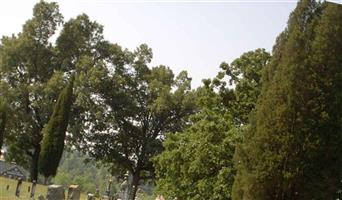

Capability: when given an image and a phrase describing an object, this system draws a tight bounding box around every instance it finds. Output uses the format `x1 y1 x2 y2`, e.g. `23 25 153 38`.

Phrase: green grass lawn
0 177 87 200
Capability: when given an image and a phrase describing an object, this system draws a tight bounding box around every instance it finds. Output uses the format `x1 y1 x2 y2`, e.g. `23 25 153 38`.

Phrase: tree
233 1 342 199
154 84 241 200
75 44 196 200
0 1 64 181
39 78 74 179
0 1 110 181
220 49 271 125
153 49 270 200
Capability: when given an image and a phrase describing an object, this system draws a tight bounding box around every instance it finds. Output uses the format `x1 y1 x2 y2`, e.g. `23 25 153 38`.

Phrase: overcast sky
0 0 299 87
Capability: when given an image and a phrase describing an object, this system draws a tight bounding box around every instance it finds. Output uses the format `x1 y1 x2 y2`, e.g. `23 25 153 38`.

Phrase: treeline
0 0 342 200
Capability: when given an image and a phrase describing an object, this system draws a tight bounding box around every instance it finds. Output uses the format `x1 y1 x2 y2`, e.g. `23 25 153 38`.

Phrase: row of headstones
13 178 117 200
13 178 81 200
44 185 116 200
12 178 37 199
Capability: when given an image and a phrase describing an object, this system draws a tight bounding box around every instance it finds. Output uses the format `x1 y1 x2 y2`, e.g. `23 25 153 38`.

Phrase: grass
0 177 87 200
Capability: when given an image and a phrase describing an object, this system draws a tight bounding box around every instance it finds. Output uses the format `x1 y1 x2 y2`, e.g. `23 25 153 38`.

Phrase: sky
0 0 299 87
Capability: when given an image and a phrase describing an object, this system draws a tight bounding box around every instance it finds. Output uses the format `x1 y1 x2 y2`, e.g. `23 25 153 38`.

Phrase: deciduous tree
154 49 270 200
76 44 196 200
0 1 109 181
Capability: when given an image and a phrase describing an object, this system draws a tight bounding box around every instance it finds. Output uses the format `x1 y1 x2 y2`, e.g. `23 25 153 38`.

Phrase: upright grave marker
15 178 23 197
30 180 37 199
67 185 80 200
46 185 65 200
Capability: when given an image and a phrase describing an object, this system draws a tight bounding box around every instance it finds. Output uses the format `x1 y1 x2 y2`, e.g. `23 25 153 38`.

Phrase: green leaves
154 86 242 200
153 48 269 200
233 1 342 199
39 77 74 178
0 0 111 180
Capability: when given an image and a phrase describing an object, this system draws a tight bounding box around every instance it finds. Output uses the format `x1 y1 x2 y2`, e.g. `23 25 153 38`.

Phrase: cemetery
1 0 342 200
0 174 148 200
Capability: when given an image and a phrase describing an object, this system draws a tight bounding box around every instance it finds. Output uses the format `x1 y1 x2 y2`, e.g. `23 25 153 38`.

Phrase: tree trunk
128 171 140 200
29 145 40 182
44 176 49 185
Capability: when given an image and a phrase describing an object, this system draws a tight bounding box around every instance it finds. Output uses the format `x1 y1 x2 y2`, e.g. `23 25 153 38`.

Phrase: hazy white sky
0 0 299 87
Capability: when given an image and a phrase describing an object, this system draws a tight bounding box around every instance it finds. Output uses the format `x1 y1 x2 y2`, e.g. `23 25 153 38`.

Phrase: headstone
38 194 46 200
67 185 80 200
120 179 129 200
15 178 23 197
6 185 9 190
46 185 65 200
102 195 110 200
86 193 95 200
106 178 113 197
30 180 37 199
156 195 165 200
94 187 100 197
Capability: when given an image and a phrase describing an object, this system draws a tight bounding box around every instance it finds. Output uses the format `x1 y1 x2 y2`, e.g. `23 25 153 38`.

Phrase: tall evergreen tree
233 1 342 199
39 77 74 178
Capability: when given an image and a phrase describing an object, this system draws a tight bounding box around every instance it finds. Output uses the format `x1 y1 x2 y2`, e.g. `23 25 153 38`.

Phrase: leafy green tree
154 84 242 200
0 1 110 181
224 49 270 124
153 49 269 199
0 1 64 180
233 1 342 199
75 44 196 200
39 78 74 178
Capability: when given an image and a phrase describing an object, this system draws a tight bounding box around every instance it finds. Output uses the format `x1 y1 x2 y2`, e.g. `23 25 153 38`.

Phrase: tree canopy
154 49 270 200
233 1 342 199
0 1 112 181
1 1 342 200
73 43 196 200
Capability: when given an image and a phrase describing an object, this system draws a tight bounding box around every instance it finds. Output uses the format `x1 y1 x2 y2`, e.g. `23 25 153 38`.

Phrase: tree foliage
0 1 64 180
154 49 270 200
154 85 241 200
233 1 342 199
39 78 74 178
0 1 109 181
74 44 197 200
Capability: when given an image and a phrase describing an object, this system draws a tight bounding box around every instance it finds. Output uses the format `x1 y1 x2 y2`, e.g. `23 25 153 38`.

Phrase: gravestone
67 185 80 200
94 187 100 198
46 185 65 200
86 193 95 200
15 178 23 197
102 195 110 200
30 180 37 199
38 194 46 200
